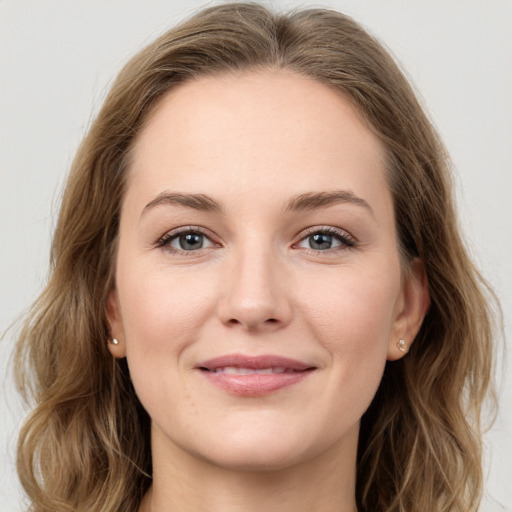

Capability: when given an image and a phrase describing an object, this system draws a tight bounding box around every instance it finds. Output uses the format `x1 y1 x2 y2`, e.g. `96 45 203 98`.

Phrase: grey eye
169 232 214 251
298 232 344 251
309 233 334 250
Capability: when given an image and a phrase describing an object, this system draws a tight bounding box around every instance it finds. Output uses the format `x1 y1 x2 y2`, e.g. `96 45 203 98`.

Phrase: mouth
204 366 306 374
195 354 316 396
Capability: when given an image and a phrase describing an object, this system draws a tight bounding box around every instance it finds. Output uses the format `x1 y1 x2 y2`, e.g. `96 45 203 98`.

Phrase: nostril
226 317 279 327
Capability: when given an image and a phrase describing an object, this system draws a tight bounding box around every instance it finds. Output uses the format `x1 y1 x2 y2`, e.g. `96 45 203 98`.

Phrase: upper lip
196 354 315 371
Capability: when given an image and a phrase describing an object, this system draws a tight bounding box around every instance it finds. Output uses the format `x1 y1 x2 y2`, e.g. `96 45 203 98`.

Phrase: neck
140 425 359 512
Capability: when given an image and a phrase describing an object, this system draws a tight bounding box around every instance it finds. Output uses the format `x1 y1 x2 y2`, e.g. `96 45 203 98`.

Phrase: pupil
180 233 203 250
310 233 332 250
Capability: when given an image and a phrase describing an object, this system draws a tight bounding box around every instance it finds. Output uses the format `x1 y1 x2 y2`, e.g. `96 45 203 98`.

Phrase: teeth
211 366 293 375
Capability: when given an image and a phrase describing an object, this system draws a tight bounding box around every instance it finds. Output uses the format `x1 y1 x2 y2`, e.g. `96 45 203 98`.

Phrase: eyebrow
141 190 373 218
283 190 374 216
141 192 223 218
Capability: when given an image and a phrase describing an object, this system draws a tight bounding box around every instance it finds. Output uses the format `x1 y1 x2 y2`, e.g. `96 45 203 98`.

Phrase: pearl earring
110 338 119 345
397 338 408 353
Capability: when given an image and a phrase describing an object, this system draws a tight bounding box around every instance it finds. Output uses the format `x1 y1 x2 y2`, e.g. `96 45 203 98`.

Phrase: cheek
116 257 219 379
300 264 400 343
116 262 223 432
296 261 401 393
295 265 400 431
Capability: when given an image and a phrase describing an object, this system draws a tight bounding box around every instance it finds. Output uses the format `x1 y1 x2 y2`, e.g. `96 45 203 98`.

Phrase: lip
195 354 316 396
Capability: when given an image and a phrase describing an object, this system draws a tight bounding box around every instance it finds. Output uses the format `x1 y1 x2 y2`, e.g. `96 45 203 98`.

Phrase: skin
107 70 429 512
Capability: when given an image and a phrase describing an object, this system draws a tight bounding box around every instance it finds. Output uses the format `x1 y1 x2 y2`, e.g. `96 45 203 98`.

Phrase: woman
13 3 498 511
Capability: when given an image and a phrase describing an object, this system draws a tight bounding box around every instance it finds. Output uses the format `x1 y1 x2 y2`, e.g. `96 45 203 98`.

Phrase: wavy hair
14 3 498 511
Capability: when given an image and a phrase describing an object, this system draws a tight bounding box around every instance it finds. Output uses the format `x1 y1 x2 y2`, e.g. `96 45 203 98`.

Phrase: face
107 70 428 472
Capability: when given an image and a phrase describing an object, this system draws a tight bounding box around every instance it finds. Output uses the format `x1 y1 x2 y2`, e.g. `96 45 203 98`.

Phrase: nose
216 245 292 332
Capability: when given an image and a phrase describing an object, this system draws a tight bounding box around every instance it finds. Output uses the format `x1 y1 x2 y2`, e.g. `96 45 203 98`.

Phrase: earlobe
105 287 127 358
387 258 430 361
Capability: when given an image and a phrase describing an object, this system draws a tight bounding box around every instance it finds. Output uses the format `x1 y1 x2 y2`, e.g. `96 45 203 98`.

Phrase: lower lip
199 370 314 396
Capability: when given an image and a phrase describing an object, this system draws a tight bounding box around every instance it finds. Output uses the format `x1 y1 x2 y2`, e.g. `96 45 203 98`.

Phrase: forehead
126 69 389 216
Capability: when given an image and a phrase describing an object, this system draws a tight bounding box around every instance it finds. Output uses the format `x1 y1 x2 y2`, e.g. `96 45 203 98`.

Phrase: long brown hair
14 3 498 511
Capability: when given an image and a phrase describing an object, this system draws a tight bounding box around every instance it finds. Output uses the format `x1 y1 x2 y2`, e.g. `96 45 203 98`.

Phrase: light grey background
1 1 511 510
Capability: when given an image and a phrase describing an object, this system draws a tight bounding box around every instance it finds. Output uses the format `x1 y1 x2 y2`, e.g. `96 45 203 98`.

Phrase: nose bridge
217 235 291 330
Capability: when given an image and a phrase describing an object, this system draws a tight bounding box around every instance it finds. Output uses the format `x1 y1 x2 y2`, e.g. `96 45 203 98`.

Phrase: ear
105 287 127 358
387 258 430 361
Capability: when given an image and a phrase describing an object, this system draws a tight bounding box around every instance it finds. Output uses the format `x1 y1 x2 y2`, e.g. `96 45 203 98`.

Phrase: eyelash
156 225 356 255
156 226 217 254
294 226 356 254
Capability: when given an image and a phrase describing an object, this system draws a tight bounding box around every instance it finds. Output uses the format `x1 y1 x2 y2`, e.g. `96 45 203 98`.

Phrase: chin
199 442 311 473
186 422 337 473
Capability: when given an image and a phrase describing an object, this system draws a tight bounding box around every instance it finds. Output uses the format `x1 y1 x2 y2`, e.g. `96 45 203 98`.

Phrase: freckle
184 388 199 417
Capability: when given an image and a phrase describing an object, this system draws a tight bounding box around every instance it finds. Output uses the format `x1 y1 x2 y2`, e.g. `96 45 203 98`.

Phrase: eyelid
155 224 356 255
293 225 357 251
156 225 220 253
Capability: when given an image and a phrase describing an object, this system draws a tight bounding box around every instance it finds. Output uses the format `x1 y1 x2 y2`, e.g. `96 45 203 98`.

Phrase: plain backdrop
1 1 511 510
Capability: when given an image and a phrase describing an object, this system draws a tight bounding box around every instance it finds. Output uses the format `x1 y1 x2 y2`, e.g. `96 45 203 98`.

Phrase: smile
196 354 316 396
208 367 302 374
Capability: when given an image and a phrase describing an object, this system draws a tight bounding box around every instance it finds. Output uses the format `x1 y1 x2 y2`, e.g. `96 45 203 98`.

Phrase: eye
157 228 216 253
296 227 355 252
